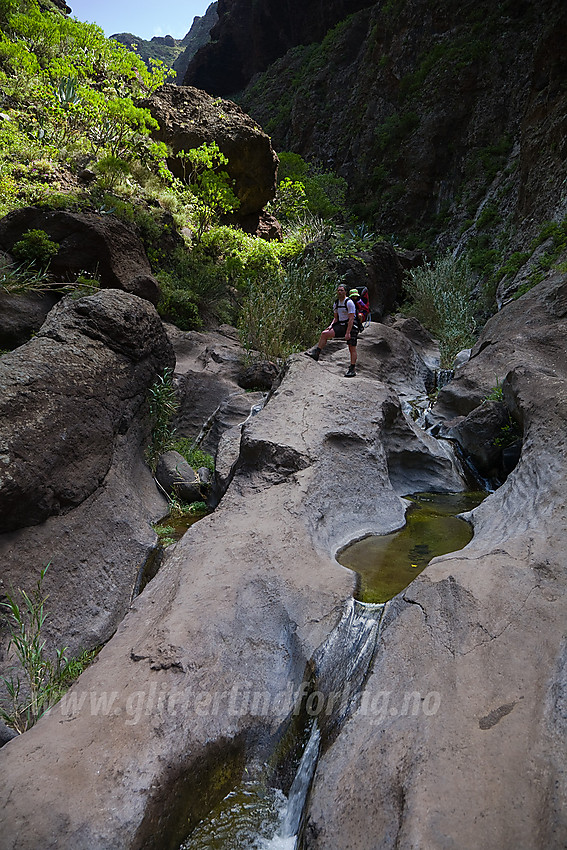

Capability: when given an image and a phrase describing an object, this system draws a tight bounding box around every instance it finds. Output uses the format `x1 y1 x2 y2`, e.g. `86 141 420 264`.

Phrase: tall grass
238 254 337 360
0 565 98 733
404 251 477 366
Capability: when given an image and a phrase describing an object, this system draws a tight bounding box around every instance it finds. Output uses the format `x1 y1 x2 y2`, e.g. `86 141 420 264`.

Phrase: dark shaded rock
235 210 283 241
155 451 202 502
338 243 404 320
395 249 425 271
197 466 212 487
78 168 96 184
449 399 516 479
0 289 173 678
0 208 155 302
39 0 70 12
140 84 278 217
123 273 161 306
0 720 17 748
0 291 59 350
238 361 279 391
184 0 374 95
0 290 174 533
173 370 238 445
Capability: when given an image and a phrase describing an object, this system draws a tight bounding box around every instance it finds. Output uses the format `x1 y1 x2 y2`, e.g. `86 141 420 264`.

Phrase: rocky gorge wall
233 0 567 256
184 0 374 95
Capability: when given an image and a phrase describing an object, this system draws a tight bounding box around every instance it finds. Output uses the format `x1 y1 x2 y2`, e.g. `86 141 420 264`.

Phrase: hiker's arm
345 309 355 340
327 309 338 330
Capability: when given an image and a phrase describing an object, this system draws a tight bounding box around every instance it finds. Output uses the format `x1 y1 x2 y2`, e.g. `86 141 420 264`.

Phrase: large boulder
0 290 172 532
0 208 160 304
140 84 278 216
0 290 173 659
155 450 202 502
433 268 567 425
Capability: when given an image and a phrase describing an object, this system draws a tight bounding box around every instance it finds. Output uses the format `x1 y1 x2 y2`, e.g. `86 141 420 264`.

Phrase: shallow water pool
337 492 486 604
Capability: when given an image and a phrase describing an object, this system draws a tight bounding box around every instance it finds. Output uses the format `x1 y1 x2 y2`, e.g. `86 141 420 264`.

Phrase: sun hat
349 288 359 297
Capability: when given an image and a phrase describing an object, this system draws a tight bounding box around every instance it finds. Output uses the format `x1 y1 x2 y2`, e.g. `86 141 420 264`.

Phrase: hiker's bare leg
349 343 357 366
318 327 335 349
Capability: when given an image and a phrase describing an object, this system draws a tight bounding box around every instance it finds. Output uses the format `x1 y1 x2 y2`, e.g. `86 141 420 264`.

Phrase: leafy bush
274 151 347 220
12 227 59 266
404 251 477 366
176 142 240 242
169 437 215 473
0 0 172 205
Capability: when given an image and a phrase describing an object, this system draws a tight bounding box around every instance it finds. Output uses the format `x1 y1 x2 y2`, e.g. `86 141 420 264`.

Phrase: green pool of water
337 492 486 604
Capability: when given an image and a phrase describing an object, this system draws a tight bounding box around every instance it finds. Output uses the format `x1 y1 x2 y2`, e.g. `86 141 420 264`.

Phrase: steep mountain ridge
110 3 218 82
235 0 567 256
179 0 567 297
184 0 375 95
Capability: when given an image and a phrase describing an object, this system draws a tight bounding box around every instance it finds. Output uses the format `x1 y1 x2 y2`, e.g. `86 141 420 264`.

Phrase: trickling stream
176 490 484 849
179 600 385 850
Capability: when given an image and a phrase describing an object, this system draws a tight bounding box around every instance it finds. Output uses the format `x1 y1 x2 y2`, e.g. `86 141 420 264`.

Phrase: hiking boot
305 347 321 361
345 364 356 377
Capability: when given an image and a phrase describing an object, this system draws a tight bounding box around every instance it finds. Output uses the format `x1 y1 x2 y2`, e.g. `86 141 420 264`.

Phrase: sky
67 1 212 40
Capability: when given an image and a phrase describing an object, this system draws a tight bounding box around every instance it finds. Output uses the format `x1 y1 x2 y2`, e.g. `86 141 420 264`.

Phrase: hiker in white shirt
306 283 358 377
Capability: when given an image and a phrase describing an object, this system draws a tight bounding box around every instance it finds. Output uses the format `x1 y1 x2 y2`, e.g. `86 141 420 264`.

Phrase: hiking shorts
332 320 358 346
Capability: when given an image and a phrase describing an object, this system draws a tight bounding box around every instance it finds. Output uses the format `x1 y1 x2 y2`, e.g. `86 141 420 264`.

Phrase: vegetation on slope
7 0 561 368
0 0 399 361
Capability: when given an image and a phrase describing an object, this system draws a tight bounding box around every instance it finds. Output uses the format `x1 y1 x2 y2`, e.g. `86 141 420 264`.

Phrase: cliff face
230 0 567 263
235 0 564 246
183 0 374 95
173 2 219 84
109 4 218 81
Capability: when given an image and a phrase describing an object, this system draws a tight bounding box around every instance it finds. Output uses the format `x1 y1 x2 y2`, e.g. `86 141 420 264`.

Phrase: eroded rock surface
304 271 567 849
0 208 160 304
141 84 278 217
0 319 467 849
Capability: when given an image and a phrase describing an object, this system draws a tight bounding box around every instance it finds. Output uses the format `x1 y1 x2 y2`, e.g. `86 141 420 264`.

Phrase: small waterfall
179 599 386 850
262 723 322 850
312 598 385 735
263 600 385 849
435 368 454 390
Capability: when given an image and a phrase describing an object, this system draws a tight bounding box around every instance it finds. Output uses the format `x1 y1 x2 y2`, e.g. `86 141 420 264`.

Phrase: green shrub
169 437 215 473
157 283 202 331
147 367 178 468
404 251 477 366
11 228 58 266
274 152 347 220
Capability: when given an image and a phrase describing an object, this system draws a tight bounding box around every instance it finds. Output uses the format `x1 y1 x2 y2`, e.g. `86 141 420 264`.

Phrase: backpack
346 286 371 330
